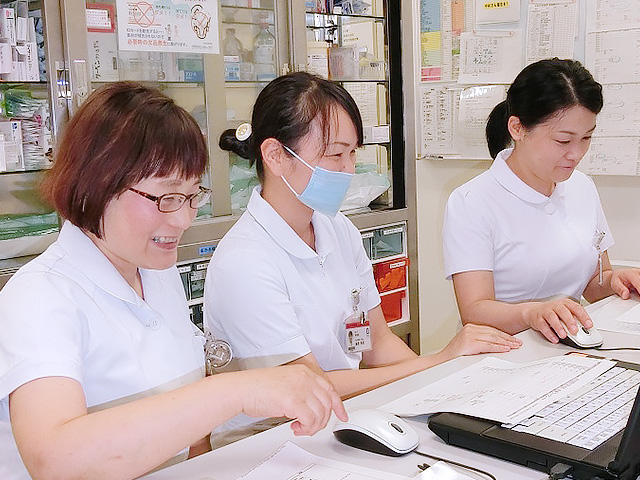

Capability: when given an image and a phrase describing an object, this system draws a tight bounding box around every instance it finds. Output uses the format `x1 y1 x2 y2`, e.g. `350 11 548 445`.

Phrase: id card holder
343 312 372 353
341 287 372 354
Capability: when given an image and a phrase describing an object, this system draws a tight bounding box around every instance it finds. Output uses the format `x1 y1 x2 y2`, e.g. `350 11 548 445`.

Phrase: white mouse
560 323 603 349
333 408 420 456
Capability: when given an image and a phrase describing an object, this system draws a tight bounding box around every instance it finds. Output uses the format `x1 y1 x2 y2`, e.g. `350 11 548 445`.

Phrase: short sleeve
594 185 614 254
443 187 495 280
0 270 85 408
204 245 310 369
342 215 380 312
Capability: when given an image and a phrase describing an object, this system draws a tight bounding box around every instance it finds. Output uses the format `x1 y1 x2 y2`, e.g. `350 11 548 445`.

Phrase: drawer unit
361 222 410 326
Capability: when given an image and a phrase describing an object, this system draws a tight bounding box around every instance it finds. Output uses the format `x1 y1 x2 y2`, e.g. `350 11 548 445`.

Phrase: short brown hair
41 82 208 237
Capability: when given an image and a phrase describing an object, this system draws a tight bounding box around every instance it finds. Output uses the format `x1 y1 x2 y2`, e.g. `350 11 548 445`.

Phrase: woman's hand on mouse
436 324 522 363
610 268 640 300
237 364 348 436
521 298 593 343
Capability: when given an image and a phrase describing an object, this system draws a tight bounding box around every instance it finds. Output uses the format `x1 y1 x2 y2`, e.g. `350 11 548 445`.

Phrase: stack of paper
380 355 615 425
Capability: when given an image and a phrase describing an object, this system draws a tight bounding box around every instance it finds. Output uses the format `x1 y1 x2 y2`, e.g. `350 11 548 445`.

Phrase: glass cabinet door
79 0 223 219
0 0 65 270
293 0 402 213
70 0 285 220
218 0 281 214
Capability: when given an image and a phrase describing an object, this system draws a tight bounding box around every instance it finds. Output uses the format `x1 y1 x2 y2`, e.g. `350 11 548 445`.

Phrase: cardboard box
0 8 16 46
87 30 119 81
0 42 12 73
0 133 6 172
25 42 38 81
0 120 24 171
11 1 27 43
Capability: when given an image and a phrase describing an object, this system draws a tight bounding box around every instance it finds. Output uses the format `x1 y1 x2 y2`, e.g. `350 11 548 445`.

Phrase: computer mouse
559 323 603 349
333 408 420 457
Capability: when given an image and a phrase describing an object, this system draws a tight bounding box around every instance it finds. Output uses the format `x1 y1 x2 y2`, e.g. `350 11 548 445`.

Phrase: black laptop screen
608 384 640 480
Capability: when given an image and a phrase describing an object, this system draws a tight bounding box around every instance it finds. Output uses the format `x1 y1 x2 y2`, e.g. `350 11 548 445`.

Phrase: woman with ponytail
203 72 519 442
443 58 640 344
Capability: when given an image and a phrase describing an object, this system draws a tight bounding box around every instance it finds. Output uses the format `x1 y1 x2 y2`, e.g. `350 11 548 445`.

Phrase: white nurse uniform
443 148 614 303
0 222 205 480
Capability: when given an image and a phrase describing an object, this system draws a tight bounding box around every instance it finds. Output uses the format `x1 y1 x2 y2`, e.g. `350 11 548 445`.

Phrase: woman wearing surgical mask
205 73 520 434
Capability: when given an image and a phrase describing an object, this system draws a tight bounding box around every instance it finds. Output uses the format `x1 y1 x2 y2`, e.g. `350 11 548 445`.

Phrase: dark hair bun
219 129 253 159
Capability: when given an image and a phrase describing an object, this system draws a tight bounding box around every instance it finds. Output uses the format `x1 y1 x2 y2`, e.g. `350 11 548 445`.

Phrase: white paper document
586 29 640 85
526 1 577 63
456 84 506 159
587 294 640 336
475 0 520 25
380 356 615 425
587 0 640 33
580 137 640 176
458 30 522 84
596 84 640 137
237 441 410 480
419 84 463 157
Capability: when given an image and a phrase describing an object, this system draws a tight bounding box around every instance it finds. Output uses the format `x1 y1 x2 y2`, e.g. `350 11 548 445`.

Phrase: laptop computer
428 357 640 480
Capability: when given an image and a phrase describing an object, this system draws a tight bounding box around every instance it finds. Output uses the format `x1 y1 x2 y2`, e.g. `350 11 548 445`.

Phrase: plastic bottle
253 23 276 81
223 28 243 81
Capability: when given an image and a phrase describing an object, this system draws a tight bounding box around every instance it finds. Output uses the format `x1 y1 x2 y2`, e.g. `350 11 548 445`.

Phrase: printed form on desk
380 355 615 425
236 441 410 480
586 294 640 336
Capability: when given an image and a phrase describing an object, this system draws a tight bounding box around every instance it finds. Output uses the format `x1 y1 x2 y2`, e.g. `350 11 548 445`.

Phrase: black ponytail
485 58 603 160
485 101 510 159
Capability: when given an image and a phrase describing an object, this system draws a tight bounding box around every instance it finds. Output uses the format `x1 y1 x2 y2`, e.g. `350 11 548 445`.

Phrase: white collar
246 186 335 260
57 221 152 306
490 148 566 204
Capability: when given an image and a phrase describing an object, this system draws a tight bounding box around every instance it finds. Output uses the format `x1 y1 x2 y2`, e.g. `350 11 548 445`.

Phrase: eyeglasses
129 186 212 213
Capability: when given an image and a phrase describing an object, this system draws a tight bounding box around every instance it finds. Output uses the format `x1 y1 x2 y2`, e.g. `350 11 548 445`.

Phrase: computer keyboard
507 366 640 450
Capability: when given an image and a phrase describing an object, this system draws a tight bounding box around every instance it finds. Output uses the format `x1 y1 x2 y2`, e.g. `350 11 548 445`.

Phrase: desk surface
143 310 640 480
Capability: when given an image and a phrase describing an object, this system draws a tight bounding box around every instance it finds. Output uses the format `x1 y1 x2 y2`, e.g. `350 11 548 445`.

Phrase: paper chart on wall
419 84 463 157
380 355 615 425
237 441 410 480
580 137 640 176
458 29 522 84
456 84 506 159
420 0 444 81
595 84 640 137
587 0 640 33
420 0 467 82
586 29 640 85
526 1 577 63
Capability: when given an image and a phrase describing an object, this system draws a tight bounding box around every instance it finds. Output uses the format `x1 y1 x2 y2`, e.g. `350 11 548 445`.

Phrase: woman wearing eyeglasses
0 82 345 480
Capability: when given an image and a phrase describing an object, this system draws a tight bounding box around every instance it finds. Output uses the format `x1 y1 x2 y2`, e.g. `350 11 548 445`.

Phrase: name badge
341 287 372 354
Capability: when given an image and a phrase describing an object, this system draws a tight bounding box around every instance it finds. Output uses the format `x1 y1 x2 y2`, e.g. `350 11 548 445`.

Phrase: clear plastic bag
340 171 390 212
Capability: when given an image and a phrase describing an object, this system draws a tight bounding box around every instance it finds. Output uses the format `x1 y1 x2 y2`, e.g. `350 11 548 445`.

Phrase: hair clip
235 122 252 141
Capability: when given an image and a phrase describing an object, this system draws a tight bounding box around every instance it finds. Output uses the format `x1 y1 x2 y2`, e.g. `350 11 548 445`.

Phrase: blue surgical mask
281 145 353 217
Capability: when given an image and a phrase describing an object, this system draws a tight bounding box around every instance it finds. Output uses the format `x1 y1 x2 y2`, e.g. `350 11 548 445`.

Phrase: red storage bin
380 290 405 323
373 257 409 293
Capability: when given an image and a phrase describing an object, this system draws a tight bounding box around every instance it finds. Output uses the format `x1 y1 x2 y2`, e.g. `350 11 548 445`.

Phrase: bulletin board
417 0 640 176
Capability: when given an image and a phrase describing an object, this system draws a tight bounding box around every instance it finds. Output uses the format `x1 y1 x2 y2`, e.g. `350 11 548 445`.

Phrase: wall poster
116 0 219 53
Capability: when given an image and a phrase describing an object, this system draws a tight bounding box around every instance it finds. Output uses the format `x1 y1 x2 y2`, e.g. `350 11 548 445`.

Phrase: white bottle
223 28 243 81
253 23 276 81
